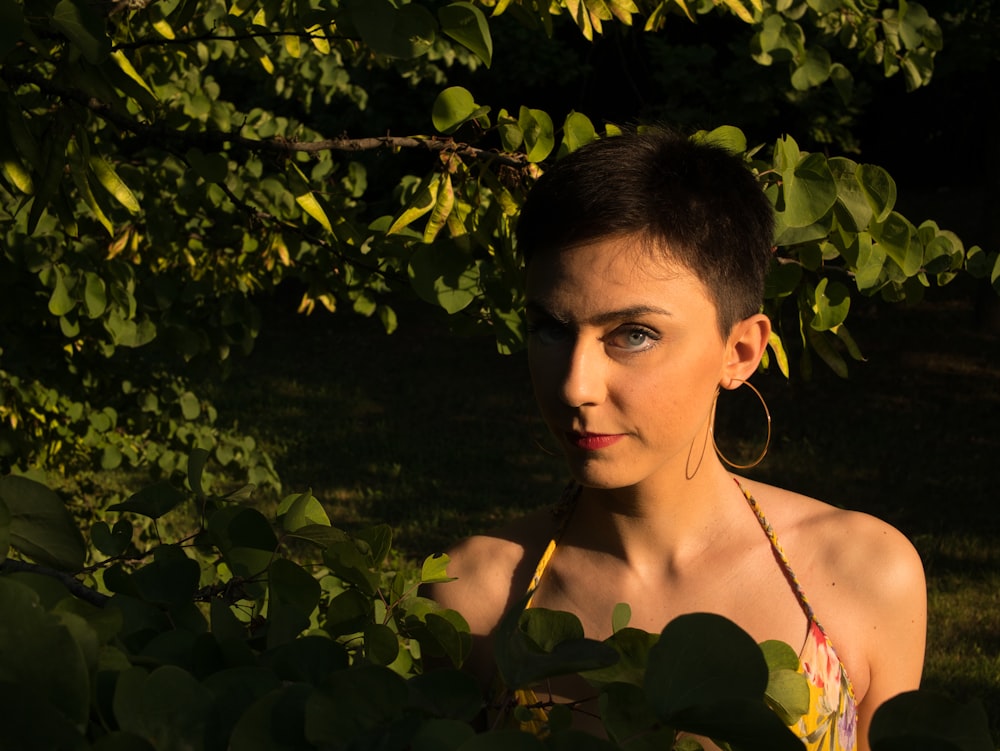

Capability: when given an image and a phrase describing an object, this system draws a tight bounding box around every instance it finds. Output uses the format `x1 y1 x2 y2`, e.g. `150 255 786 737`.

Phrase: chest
525 540 813 651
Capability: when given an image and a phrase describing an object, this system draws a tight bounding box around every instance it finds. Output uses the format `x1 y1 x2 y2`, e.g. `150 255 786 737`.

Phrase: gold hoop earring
713 378 771 470
685 388 718 480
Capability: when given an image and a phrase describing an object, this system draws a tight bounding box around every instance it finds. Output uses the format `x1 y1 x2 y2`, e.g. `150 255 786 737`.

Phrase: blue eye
607 326 657 351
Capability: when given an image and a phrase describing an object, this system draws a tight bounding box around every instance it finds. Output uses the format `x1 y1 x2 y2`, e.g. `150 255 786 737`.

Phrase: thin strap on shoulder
524 482 580 608
734 478 818 625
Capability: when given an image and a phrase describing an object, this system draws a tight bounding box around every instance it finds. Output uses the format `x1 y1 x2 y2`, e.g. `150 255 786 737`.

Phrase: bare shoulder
424 509 560 637
741 478 925 599
740 478 926 706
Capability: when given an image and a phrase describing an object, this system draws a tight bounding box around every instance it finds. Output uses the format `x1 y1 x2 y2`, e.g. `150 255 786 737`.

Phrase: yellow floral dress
507 481 858 751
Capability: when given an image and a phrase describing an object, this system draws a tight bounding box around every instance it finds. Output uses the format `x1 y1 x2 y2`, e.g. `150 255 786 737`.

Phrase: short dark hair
516 128 774 335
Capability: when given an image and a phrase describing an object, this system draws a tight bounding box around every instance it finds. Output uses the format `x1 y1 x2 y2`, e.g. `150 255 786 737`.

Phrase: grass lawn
211 279 1000 737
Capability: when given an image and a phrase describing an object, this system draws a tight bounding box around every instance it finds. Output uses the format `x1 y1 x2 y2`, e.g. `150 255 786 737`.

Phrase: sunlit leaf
432 86 486 134
277 490 330 531
810 278 851 331
288 162 332 233
439 2 492 67
89 156 141 214
421 553 455 584
518 106 555 163
779 151 837 228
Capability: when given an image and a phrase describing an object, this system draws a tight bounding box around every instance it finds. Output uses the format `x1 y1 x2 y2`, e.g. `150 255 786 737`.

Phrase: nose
558 336 607 408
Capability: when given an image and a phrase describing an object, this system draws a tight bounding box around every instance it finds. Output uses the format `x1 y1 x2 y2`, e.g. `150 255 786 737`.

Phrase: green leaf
829 62 853 103
228 684 311 750
351 0 436 59
408 243 481 314
601 681 674 750
759 640 810 724
407 669 483 722
692 124 747 154
828 157 872 231
420 552 455 584
872 211 920 276
559 111 598 156
390 173 439 233
304 666 407 746
0 476 86 570
858 164 897 222
186 447 209 498
323 540 380 596
325 588 373 636
364 622 400 665
267 558 321 647
765 668 811 725
764 260 802 299
494 602 618 689
645 613 802 749
355 524 393 567
83 272 107 318
439 2 492 67
262 635 349 684
277 490 330 532
611 602 631 633
91 518 133 557
288 162 333 233
518 106 555 163
130 545 200 606
424 172 455 243
89 155 141 213
112 666 214 748
52 0 111 63
285 523 348 548
810 278 851 331
790 45 832 90
185 148 229 183
432 86 484 134
0 578 91 730
178 390 200 420
108 480 187 520
779 151 837 228
759 639 799 672
48 272 76 316
581 627 658 688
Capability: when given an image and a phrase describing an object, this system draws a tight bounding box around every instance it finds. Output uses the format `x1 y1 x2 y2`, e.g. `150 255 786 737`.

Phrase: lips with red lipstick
567 431 626 450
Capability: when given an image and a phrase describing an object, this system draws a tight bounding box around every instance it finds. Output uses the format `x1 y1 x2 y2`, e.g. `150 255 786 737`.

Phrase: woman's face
526 236 732 491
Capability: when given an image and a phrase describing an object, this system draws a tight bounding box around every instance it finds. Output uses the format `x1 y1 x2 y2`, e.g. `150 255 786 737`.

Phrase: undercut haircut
515 128 775 336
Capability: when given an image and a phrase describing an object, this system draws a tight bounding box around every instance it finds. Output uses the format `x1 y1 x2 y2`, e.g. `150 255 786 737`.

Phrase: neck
570 459 744 573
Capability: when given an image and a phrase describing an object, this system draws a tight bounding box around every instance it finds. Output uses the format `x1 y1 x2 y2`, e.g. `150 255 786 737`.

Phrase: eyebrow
525 302 673 326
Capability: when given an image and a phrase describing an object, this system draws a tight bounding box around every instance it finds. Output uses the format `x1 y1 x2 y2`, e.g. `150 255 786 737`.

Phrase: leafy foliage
0 459 994 750
1 0 996 493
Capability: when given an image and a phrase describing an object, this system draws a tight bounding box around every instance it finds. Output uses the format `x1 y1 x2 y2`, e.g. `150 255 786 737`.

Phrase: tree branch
0 559 110 607
1 68 529 169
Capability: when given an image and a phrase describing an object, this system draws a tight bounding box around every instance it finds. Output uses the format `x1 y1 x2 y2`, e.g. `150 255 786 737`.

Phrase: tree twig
1 68 529 168
0 559 110 607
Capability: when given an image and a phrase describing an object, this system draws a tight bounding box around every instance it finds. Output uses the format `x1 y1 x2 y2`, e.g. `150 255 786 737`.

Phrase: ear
721 313 771 387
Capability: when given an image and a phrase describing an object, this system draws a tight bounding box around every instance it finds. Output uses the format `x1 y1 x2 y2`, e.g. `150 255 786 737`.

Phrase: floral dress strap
735 479 859 751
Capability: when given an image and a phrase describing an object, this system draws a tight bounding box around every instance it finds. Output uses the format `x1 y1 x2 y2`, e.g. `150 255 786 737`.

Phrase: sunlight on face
525 236 729 491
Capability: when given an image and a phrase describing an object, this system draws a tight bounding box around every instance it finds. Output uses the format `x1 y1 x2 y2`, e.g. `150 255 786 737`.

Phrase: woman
427 129 926 751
